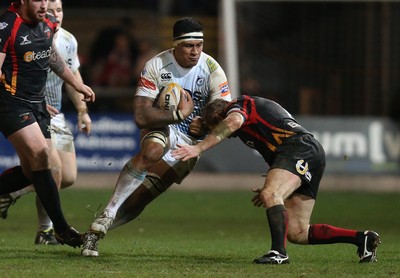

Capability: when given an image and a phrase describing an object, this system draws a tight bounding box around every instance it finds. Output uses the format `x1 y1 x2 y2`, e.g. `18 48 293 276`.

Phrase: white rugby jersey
136 49 231 136
44 27 80 111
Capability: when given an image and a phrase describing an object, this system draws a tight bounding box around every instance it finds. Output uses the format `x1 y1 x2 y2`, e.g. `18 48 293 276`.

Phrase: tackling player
172 96 381 264
81 17 231 257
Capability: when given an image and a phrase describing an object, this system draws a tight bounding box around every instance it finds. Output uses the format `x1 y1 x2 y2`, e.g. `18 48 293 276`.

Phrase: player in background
0 0 92 245
172 96 381 264
0 0 95 248
81 17 231 257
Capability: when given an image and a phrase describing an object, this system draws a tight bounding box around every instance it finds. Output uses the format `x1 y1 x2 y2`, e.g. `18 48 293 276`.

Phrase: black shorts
270 134 326 199
0 93 50 138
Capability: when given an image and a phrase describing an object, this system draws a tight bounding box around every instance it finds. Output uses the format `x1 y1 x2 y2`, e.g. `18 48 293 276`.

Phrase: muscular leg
111 159 178 229
59 149 77 189
258 168 302 255
285 192 367 246
8 124 68 233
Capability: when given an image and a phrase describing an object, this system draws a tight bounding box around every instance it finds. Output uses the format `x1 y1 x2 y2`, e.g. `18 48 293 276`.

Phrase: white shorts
50 113 75 153
162 125 199 184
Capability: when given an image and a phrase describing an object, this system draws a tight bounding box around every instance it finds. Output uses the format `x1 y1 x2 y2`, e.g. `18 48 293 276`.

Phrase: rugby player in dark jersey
172 95 381 264
0 0 95 248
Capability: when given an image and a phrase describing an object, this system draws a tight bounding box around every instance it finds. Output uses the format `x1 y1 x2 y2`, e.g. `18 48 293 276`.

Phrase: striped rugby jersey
136 49 231 137
44 27 80 111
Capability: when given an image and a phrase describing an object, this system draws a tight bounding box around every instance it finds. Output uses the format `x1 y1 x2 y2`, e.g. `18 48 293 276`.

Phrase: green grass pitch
0 187 399 277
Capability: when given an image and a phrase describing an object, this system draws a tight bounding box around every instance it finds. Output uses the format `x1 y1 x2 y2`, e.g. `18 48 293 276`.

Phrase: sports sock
104 161 147 218
31 169 68 233
10 185 35 199
36 195 53 231
308 224 359 245
266 204 288 255
0 166 32 194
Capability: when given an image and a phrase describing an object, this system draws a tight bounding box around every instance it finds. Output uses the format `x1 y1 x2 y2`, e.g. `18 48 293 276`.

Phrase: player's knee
31 145 51 168
140 131 168 161
260 189 283 208
61 175 76 188
287 225 309 244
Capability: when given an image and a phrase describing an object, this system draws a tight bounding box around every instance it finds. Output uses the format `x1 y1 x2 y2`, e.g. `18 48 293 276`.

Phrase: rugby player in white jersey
0 0 91 245
82 17 231 257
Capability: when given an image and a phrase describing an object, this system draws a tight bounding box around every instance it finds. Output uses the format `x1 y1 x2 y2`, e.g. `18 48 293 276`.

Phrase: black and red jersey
225 95 312 164
0 3 57 102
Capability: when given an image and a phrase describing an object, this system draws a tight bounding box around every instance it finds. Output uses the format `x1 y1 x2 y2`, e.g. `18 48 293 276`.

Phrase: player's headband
173 32 204 46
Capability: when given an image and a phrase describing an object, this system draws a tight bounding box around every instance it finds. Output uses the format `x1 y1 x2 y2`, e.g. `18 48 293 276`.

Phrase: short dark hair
203 99 229 129
173 17 203 38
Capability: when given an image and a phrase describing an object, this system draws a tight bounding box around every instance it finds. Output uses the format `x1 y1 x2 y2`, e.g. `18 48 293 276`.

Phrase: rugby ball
157 83 182 111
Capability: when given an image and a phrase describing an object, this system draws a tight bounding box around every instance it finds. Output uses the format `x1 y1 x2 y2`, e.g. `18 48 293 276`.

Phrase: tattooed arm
49 44 96 102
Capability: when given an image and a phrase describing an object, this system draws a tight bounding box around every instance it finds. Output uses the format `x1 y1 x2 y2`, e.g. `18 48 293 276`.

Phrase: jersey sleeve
226 99 248 123
207 56 232 102
135 58 160 99
0 19 12 54
69 34 80 72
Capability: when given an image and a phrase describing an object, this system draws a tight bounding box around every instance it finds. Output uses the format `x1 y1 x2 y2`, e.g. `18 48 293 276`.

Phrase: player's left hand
78 110 92 135
251 187 264 207
172 144 201 161
46 104 59 117
189 116 207 137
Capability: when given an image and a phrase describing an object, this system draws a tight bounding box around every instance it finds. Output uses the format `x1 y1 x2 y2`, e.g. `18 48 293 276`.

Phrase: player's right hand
77 84 96 102
251 187 264 207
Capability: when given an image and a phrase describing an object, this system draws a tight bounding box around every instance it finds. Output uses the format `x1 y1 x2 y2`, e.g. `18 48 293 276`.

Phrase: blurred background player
0 0 95 247
0 0 92 245
81 17 231 257
172 96 381 264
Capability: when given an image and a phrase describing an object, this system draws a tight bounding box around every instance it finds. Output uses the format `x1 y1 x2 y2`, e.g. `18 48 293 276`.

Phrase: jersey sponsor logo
161 72 172 80
219 81 230 96
0 22 8 30
206 57 217 73
19 35 32 46
296 159 312 181
138 77 156 90
23 47 52 62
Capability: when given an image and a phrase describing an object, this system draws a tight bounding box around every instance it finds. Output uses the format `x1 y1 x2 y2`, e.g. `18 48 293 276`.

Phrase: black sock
0 166 32 194
266 204 288 255
31 169 68 233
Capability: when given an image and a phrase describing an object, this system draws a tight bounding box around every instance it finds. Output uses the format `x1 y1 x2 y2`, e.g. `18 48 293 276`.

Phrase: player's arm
133 89 193 129
65 70 92 134
172 111 244 161
49 44 95 103
0 53 5 78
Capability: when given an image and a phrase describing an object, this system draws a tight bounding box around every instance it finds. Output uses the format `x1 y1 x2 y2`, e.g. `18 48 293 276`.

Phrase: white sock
10 185 35 199
35 195 53 231
103 161 147 218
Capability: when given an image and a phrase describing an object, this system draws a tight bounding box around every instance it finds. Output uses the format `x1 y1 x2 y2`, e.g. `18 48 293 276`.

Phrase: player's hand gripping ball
156 82 194 121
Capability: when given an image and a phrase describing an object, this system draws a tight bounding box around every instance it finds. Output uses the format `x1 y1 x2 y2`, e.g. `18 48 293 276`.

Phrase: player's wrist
77 106 88 115
173 110 184 122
